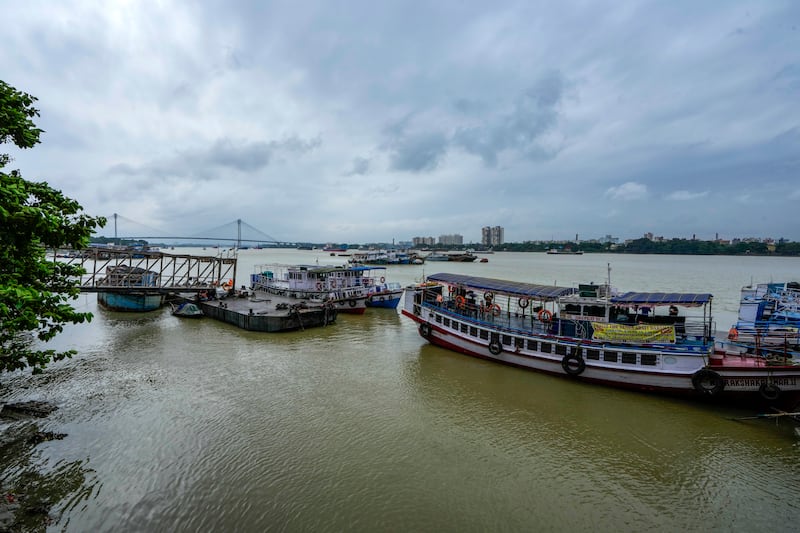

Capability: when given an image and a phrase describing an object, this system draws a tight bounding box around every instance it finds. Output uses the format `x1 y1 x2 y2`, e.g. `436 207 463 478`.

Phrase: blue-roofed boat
402 270 800 409
356 266 403 309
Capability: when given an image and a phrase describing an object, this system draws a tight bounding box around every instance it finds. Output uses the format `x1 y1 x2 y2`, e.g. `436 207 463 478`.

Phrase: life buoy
455 295 466 308
538 309 553 322
380 276 385 283
488 341 502 355
759 382 781 402
728 327 739 340
518 297 529 308
691 369 725 396
348 299 357 308
419 323 432 338
379 296 385 302
491 303 501 317
484 291 494 302
562 354 586 376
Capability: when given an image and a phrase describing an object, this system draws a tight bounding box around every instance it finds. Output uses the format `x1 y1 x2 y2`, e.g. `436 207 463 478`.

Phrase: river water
2 250 800 531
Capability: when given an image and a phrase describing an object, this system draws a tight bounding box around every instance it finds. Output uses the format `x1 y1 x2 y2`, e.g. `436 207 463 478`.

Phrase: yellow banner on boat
592 323 676 343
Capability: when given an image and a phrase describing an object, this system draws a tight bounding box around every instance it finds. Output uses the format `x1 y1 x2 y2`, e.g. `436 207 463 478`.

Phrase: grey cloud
345 157 371 176
453 72 566 166
387 131 449 173
108 136 321 179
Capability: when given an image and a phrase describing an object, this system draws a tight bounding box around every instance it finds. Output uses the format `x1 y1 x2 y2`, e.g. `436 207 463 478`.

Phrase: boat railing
424 297 714 348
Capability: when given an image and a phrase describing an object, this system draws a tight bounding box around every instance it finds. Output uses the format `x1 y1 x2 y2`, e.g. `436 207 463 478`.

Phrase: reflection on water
2 253 800 530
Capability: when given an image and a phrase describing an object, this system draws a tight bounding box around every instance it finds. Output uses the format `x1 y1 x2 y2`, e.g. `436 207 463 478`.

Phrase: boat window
443 318 450 327
540 342 552 353
515 338 524 350
435 315 442 323
621 352 637 364
555 344 567 356
586 349 600 360
586 305 605 318
479 329 489 340
641 353 658 366
603 352 618 363
460 323 468 333
527 339 537 351
502 335 512 345
470 326 478 337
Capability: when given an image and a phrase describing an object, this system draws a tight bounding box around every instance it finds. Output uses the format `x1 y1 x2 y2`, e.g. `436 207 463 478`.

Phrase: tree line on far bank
494 238 800 256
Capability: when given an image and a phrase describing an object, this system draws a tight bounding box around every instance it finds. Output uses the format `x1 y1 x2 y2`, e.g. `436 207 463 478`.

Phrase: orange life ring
491 303 501 317
728 327 738 340
380 276 385 283
455 295 466 308
538 309 553 322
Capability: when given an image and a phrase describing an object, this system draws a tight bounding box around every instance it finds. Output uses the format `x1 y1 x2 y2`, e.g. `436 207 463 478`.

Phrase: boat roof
611 292 712 306
426 273 712 306
426 273 576 300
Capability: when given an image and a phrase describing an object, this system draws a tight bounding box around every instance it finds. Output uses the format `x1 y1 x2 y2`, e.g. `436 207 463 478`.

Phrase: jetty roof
426 273 576 300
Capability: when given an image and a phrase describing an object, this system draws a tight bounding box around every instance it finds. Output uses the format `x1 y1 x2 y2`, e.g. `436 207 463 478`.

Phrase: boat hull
365 289 403 309
98 292 163 312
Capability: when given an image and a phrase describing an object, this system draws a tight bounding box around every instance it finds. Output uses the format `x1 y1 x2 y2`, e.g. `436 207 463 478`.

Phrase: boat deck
426 301 710 353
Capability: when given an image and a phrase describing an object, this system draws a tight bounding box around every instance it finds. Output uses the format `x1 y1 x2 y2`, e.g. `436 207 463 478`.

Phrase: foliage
1 80 105 374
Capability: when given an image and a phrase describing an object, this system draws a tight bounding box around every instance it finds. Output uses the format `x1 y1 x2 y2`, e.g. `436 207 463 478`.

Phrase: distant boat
447 253 477 262
425 253 450 262
547 248 584 255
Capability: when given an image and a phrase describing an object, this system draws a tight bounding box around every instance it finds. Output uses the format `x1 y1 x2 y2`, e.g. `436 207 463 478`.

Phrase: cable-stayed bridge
100 214 294 248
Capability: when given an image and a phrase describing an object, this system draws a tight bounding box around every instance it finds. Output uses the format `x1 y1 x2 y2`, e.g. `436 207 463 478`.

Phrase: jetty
194 291 337 332
59 246 337 332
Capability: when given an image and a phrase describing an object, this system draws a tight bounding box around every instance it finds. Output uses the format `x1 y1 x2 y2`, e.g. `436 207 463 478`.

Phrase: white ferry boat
401 272 800 408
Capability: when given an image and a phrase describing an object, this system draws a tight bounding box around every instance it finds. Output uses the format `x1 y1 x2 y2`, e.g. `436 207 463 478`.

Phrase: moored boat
97 265 164 312
401 271 800 409
721 281 800 356
359 266 403 309
251 264 369 314
171 301 204 318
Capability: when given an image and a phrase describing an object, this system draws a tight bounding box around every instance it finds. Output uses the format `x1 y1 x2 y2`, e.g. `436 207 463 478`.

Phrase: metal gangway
56 246 237 293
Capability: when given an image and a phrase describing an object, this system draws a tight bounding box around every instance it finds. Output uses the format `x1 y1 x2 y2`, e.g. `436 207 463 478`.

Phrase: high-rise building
412 236 436 246
481 226 504 246
438 234 463 245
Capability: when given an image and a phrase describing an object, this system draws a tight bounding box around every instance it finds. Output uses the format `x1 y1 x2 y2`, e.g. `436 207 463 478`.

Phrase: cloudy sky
3 1 799 244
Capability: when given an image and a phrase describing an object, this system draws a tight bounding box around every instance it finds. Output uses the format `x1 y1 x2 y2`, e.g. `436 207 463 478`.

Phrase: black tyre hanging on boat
561 355 586 376
488 341 502 355
348 299 357 307
759 382 781 402
691 369 725 396
419 323 432 338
